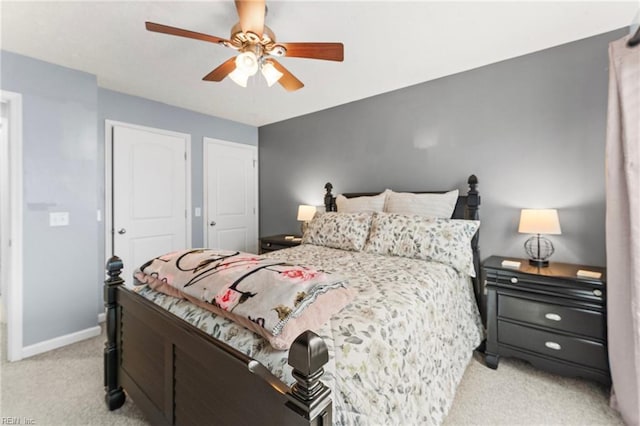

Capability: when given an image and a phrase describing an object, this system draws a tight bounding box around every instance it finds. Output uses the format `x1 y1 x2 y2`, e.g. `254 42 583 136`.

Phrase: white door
204 138 258 253
112 124 190 284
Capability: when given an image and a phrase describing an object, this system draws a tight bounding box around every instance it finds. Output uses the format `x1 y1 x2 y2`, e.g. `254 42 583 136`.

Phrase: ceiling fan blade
145 22 230 45
270 60 304 92
280 42 344 62
203 57 237 82
235 0 265 37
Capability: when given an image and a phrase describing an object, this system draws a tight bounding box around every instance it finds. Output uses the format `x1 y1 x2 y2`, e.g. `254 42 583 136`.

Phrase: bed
104 175 483 425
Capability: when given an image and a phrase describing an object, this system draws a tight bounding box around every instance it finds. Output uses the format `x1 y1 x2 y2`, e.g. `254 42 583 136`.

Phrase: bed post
286 331 333 425
104 256 126 411
466 174 480 239
466 175 484 325
324 183 336 212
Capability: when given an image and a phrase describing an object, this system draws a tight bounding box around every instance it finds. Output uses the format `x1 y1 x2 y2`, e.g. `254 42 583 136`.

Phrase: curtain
606 34 640 426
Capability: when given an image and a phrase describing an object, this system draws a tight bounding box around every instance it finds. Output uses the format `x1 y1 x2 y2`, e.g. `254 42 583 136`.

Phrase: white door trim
202 138 259 252
104 120 192 271
0 90 24 362
0 112 7 323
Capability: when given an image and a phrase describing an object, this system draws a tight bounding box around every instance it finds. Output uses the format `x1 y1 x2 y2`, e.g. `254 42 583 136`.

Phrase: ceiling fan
145 0 344 91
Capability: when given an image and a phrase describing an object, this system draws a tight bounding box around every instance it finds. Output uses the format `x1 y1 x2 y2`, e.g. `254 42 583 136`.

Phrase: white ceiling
1 1 637 127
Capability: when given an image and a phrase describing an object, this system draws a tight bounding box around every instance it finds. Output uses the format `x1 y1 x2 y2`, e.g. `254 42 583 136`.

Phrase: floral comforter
135 244 483 425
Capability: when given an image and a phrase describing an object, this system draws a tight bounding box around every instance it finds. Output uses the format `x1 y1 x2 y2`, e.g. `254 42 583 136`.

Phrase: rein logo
1 418 35 425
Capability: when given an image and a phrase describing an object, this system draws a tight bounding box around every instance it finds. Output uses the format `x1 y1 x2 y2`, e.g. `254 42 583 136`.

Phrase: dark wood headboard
322 175 482 317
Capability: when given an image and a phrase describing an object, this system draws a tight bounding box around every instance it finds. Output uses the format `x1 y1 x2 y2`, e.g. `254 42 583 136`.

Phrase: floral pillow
363 212 480 276
302 212 373 251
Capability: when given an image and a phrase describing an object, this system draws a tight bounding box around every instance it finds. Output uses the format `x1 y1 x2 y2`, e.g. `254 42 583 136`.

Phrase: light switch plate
49 211 69 227
195 207 201 217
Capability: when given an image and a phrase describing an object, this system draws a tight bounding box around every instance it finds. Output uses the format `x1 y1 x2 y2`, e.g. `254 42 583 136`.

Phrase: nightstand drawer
260 241 290 252
492 271 605 303
498 321 608 370
259 235 302 254
498 295 604 339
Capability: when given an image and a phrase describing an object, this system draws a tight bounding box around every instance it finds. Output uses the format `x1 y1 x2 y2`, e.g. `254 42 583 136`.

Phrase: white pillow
336 190 388 213
384 189 459 218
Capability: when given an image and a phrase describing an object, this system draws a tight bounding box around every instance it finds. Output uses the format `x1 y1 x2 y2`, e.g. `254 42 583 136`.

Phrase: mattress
135 244 483 425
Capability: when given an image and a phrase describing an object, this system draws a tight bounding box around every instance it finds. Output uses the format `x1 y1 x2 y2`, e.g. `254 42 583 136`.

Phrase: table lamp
297 205 316 235
518 209 562 267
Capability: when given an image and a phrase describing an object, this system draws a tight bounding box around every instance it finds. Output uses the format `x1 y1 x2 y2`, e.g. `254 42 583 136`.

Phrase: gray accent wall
259 28 628 268
1 50 257 347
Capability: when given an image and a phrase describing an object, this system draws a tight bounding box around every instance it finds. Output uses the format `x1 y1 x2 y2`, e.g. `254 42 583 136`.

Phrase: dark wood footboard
104 257 332 425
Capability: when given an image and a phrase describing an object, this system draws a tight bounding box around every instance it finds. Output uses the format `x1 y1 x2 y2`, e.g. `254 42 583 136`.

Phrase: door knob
209 221 217 227
118 228 126 235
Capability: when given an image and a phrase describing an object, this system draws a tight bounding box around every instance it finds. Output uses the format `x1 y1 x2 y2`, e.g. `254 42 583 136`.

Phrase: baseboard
98 312 106 323
21 325 101 359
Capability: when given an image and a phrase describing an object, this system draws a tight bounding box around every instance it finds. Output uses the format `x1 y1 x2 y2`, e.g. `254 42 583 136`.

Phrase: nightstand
259 234 302 254
484 255 609 384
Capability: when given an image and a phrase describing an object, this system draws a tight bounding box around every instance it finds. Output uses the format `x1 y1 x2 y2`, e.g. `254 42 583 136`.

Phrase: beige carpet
0 326 146 426
0 328 623 426
445 352 623 425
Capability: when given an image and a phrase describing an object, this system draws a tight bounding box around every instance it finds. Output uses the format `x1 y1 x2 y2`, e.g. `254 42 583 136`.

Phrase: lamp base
529 258 549 267
524 235 554 268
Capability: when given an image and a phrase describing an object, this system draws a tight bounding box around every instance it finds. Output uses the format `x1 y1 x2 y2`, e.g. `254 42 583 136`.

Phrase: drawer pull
510 277 518 284
593 289 603 297
545 341 562 351
544 313 562 321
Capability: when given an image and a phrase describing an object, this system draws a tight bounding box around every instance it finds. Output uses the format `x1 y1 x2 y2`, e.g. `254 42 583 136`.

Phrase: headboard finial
466 175 480 216
324 182 336 212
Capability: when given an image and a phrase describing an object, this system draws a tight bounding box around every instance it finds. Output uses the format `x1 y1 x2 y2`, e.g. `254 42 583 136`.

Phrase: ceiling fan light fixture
145 2 344 93
228 68 250 87
235 51 259 76
261 61 283 87
270 45 286 57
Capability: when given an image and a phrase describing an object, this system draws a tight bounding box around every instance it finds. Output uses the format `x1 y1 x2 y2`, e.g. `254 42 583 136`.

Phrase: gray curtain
606 34 640 426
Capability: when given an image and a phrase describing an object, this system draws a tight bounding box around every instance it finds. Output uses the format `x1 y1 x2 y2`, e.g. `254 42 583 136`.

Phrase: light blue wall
1 51 99 346
97 90 257 250
97 89 257 312
1 50 258 347
259 28 628 268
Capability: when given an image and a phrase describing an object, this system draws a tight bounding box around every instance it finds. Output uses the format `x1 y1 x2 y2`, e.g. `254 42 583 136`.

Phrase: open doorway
0 90 24 362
